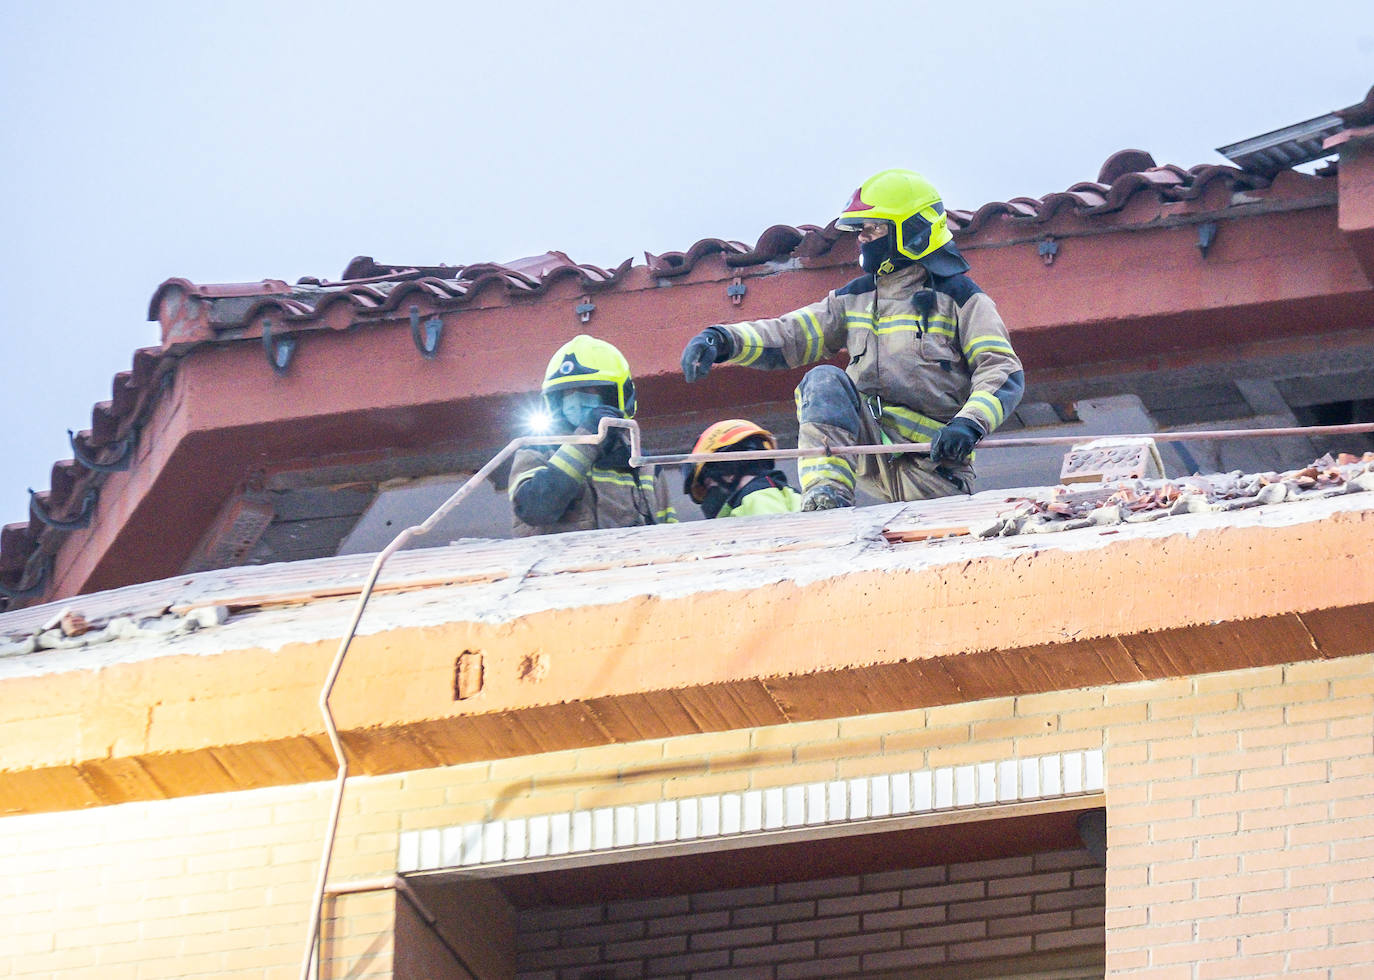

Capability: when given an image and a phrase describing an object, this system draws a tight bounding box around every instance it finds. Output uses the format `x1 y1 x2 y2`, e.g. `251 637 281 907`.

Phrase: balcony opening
397 804 1106 979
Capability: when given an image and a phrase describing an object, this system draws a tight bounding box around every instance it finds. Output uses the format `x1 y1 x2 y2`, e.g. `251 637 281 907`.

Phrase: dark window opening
1293 398 1374 453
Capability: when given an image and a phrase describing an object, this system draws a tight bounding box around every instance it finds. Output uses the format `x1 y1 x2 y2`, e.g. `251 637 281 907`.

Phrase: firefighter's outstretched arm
681 294 846 382
681 326 735 382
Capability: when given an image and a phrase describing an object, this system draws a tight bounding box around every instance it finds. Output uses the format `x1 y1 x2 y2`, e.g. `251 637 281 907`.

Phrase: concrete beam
2 493 1371 816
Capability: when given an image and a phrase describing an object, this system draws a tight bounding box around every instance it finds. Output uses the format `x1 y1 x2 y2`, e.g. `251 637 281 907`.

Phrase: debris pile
0 605 229 659
978 453 1374 538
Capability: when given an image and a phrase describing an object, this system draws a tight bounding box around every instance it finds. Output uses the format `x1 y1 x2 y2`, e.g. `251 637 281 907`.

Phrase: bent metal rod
631 421 1374 469
300 416 1374 978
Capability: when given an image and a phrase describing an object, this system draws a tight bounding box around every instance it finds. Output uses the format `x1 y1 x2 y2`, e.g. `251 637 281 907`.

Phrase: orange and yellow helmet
682 419 777 503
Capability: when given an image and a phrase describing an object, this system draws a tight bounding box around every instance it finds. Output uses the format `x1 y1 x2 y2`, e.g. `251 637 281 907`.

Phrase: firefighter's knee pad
796 366 863 433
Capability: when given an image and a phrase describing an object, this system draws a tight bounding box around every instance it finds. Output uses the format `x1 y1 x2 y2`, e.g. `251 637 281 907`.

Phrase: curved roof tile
646 238 752 277
645 224 841 278
1097 149 1158 184
1336 84 1374 128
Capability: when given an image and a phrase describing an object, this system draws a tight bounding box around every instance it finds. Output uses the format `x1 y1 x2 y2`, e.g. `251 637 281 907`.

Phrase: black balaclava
859 222 915 277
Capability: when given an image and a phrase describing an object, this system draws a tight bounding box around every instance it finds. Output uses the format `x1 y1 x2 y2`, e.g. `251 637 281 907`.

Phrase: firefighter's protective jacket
508 440 676 537
717 480 801 519
715 263 1023 447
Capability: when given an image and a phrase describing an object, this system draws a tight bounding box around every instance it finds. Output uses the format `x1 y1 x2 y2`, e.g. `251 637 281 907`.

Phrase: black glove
681 327 731 383
930 418 983 463
577 405 624 451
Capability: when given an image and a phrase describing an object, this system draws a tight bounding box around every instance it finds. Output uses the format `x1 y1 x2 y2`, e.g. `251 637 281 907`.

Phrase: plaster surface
1 490 1370 814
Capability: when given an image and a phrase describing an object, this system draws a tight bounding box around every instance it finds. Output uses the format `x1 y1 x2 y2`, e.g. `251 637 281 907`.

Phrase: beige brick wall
0 778 407 979
1 652 1369 978
1104 653 1374 977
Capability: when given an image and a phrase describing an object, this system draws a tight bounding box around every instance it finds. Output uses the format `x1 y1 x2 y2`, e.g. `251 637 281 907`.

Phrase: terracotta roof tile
144 154 1320 340
946 155 1294 238
1097 149 1158 184
1335 84 1374 128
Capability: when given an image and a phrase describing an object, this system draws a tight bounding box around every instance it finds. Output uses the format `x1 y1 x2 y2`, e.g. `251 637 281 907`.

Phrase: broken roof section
2 454 1372 814
4 451 1371 651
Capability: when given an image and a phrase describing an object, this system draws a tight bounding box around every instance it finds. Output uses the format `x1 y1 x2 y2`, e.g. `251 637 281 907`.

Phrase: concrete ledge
1 495 1370 815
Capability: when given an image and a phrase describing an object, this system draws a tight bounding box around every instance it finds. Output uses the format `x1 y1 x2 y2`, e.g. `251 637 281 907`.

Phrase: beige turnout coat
508 442 676 537
718 263 1022 448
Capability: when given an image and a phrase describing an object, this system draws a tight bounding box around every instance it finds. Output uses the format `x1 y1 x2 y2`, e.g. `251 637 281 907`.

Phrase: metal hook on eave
409 306 443 359
0 555 52 601
68 429 137 473
29 488 98 531
1197 222 1219 259
727 278 747 306
1037 236 1059 267
575 296 596 324
262 319 296 375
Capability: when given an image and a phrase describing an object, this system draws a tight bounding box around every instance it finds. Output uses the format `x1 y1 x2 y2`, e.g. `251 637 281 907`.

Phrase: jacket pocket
919 320 960 367
845 326 875 387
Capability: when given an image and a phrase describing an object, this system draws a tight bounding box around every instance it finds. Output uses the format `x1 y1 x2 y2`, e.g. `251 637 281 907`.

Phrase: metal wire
298 427 610 980
300 416 1374 976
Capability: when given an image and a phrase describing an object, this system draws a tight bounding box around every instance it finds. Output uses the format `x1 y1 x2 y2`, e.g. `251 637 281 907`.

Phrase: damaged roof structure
1 88 1373 980
6 88 1374 610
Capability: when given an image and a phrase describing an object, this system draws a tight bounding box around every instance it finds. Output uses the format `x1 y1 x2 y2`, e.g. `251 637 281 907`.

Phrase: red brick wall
514 849 1103 978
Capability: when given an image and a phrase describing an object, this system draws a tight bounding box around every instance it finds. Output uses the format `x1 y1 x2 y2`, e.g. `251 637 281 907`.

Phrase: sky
1 0 1371 528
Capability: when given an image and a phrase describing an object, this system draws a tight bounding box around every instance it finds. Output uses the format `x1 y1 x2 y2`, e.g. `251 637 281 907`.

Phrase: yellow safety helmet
683 419 777 503
541 334 636 418
836 169 965 274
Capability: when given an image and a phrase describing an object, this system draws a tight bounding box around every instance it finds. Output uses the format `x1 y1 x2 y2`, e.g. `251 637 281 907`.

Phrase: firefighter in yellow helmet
509 335 676 536
680 170 1024 509
682 420 801 519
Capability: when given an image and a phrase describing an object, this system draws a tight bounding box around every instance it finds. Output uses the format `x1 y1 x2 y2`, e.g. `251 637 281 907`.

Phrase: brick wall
1 652 1369 978
514 848 1104 979
1104 654 1374 977
0 778 405 979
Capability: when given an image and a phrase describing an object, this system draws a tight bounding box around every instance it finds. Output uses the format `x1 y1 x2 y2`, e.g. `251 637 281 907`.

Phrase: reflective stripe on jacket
718 263 1023 440
509 445 676 537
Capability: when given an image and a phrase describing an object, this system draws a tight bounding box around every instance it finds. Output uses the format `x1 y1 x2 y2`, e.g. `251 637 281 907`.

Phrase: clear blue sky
2 0 1371 526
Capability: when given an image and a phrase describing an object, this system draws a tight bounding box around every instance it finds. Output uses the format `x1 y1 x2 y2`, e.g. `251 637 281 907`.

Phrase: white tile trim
397 748 1105 874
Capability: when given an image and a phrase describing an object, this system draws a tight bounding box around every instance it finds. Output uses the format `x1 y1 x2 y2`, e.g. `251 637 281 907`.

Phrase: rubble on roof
0 605 228 659
5 449 1372 661
977 453 1374 538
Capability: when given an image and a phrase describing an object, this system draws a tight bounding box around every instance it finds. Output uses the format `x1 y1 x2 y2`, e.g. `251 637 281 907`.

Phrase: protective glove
577 405 625 452
929 417 983 463
680 326 732 383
